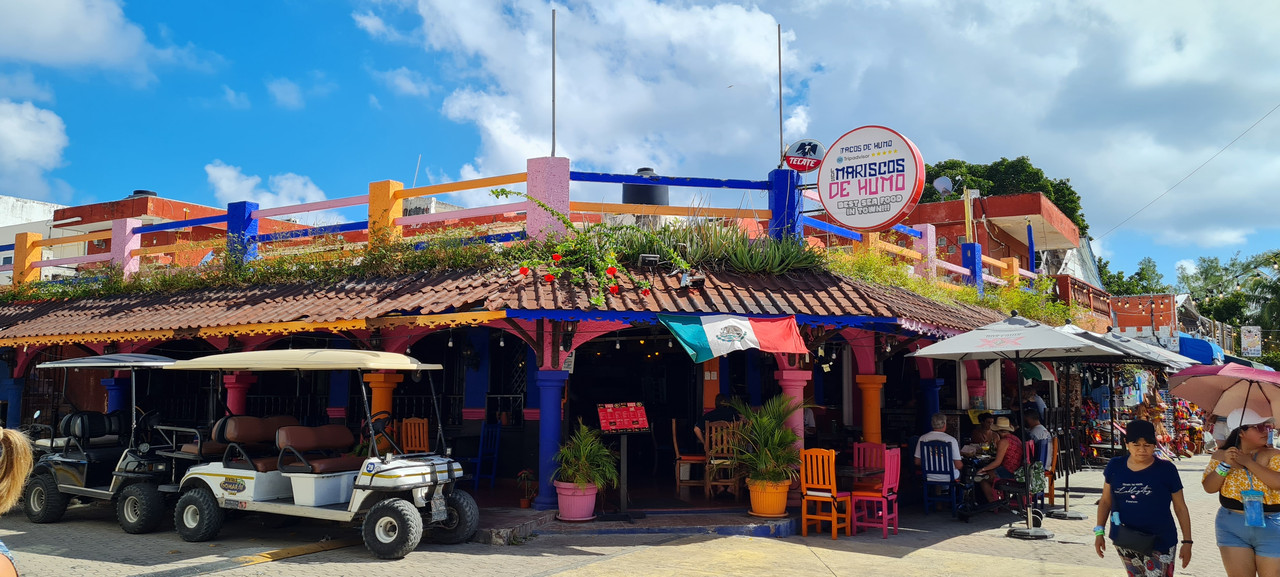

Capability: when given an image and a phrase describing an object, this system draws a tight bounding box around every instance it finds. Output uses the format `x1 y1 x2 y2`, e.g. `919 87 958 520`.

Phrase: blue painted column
961 242 984 296
226 201 260 266
0 377 21 428
102 377 130 413
326 340 352 424
767 168 802 240
1026 220 1037 273
746 353 762 407
532 369 569 510
461 328 491 422
919 378 944 433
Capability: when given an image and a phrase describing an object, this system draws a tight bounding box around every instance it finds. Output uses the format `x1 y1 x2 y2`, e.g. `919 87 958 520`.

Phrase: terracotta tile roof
0 269 1005 343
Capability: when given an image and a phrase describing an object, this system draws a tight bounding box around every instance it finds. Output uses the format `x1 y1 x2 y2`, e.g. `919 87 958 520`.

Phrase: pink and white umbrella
1169 363 1280 420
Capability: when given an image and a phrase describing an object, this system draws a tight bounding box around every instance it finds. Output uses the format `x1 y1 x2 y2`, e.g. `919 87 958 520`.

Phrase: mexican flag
658 314 807 363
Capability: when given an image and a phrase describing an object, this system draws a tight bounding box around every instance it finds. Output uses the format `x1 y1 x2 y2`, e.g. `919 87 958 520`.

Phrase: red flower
518 266 530 275
609 285 619 294
641 288 651 296
543 274 555 282
606 266 617 276
551 253 562 262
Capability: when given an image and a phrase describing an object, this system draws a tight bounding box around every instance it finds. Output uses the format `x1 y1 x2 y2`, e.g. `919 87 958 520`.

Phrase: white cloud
1175 259 1198 276
221 85 250 109
369 94 382 109
204 160 341 225
783 105 810 141
352 10 411 43
373 67 431 97
0 0 217 83
1090 238 1112 260
0 99 69 199
0 72 53 103
266 78 304 109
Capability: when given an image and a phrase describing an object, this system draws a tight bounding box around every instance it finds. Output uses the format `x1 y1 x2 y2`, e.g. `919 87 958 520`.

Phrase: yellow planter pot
746 478 791 518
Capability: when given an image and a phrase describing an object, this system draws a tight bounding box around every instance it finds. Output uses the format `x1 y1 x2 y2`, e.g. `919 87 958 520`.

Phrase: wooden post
368 180 405 246
1001 257 1020 288
13 231 42 285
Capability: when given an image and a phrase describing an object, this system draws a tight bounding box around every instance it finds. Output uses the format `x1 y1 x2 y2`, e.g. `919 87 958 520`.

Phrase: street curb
133 538 361 577
536 517 796 538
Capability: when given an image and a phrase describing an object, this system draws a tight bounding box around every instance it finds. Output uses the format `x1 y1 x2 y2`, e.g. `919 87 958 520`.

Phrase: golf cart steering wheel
367 410 402 456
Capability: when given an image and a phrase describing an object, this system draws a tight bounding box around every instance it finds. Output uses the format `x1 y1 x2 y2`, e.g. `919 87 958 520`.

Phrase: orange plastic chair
852 447 900 538
801 448 852 539
672 420 707 494
1045 437 1059 506
400 417 430 454
704 420 744 501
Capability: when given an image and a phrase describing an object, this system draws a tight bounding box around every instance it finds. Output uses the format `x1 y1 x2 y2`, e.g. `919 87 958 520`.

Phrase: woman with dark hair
1203 408 1280 577
971 413 999 446
1095 419 1192 576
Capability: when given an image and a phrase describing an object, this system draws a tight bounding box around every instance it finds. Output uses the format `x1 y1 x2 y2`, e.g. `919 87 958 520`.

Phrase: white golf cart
166 349 478 559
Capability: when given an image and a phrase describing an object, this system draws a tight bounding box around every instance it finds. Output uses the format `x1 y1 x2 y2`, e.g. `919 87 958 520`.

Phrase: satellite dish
933 176 953 194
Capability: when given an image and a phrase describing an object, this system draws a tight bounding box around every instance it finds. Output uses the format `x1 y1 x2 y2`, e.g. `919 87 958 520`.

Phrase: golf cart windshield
163 349 442 372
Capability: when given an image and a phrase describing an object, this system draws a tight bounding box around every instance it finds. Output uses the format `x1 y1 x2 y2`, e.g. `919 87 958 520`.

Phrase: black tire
117 483 166 534
362 498 423 560
428 490 479 544
23 473 67 523
175 488 223 542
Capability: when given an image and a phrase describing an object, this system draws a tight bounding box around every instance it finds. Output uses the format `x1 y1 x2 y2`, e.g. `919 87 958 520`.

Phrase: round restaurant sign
816 125 924 232
783 139 825 173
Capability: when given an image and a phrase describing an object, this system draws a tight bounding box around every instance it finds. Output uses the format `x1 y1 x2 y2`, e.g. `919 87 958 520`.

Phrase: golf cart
23 353 183 534
166 349 478 559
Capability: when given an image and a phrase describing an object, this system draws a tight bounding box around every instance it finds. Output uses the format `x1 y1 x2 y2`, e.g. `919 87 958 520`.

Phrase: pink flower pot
553 480 598 521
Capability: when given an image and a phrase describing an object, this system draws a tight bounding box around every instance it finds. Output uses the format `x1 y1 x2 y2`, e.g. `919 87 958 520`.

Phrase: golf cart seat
33 411 123 452
219 415 301 472
63 411 127 463
276 425 365 474
177 416 232 457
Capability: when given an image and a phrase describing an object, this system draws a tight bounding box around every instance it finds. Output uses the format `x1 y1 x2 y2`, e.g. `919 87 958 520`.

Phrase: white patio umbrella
910 313 1130 539
1055 324 1197 371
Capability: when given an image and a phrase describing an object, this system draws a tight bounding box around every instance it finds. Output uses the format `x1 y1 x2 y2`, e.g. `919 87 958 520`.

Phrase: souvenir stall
1079 366 1150 463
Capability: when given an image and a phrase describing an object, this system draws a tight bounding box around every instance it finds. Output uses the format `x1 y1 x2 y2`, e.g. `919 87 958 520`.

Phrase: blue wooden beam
800 216 862 241
134 214 231 234
251 220 367 244
569 171 770 190
891 224 924 239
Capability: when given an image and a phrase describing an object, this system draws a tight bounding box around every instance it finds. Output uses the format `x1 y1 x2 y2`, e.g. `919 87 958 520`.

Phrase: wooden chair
1044 437 1059 506
852 447 900 538
464 422 501 490
851 441 886 491
919 440 959 516
400 417 430 454
801 448 852 539
704 420 744 501
672 420 707 495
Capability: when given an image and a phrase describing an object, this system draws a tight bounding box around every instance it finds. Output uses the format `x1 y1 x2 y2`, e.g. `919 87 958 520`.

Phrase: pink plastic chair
851 442 887 491
852 447 900 538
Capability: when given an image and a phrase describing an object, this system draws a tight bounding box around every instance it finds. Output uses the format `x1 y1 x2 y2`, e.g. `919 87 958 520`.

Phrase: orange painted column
367 180 404 246
13 231 42 285
364 371 404 419
223 372 257 416
856 374 887 444
1001 257 1021 287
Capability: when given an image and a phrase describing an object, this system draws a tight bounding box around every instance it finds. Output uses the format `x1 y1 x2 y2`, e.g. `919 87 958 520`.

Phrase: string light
499 335 505 347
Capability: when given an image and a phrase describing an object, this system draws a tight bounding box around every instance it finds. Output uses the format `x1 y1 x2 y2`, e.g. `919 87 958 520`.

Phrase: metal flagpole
551 9 557 157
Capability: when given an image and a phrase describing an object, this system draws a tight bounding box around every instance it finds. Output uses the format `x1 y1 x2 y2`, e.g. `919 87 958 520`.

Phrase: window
1 256 10 266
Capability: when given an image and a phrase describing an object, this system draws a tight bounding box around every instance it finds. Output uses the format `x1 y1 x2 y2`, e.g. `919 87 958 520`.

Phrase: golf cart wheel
363 498 423 559
428 490 480 544
117 483 166 534
175 488 223 542
23 473 67 523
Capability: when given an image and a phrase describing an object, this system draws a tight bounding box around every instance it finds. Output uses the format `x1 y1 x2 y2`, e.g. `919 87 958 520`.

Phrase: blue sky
1 0 1278 287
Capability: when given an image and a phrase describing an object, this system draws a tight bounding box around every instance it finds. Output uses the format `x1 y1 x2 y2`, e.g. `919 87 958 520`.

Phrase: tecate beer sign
816 126 925 232
784 139 825 173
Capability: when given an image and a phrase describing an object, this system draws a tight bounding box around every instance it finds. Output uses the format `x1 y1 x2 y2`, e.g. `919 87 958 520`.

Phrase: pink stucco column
111 218 142 278
223 372 257 416
526 157 570 240
775 369 810 453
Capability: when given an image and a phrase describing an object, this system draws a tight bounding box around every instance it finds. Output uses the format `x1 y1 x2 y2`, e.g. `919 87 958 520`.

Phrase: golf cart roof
164 349 443 372
36 353 177 370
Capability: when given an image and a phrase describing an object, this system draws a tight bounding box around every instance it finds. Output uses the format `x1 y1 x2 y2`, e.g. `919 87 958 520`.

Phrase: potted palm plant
551 420 619 521
726 395 803 517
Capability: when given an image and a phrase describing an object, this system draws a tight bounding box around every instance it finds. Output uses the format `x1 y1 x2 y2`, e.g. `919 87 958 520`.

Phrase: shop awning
1178 332 1224 365
1223 354 1275 371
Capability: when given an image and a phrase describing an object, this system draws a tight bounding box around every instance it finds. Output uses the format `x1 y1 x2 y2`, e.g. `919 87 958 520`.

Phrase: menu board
597 402 650 433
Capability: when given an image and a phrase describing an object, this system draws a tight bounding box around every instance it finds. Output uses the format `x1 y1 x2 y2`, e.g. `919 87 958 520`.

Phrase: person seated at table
693 394 739 446
915 413 962 482
1024 411 1051 442
971 413 999 446
1023 388 1047 421
977 416 1024 503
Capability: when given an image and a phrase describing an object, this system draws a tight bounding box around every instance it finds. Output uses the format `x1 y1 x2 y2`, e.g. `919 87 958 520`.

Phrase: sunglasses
1247 424 1275 433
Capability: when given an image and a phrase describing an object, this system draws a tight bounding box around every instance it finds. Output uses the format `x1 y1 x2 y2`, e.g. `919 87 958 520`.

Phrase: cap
1226 408 1274 430
1125 420 1157 445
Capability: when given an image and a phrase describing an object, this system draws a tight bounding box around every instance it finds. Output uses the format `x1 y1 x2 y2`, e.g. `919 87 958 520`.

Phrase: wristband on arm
1093 525 1105 537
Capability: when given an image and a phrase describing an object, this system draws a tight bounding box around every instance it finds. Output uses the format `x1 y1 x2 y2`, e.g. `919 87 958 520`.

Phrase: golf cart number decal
220 477 246 494
365 462 376 473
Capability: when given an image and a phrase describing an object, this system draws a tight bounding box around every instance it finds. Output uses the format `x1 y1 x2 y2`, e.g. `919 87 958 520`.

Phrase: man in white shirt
1024 411 1050 442
914 413 962 482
